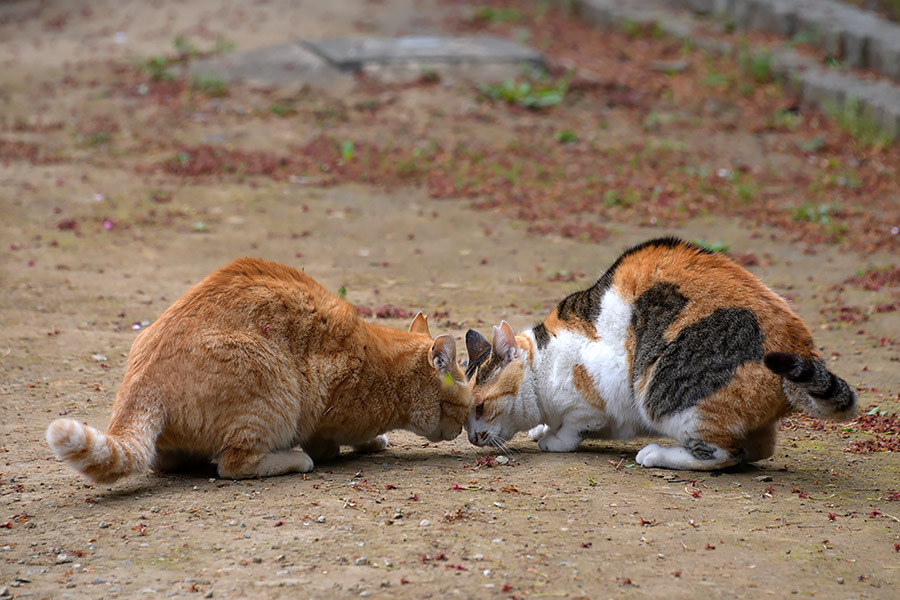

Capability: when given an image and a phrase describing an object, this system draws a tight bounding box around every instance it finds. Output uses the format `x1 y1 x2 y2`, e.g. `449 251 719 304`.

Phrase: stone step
574 0 900 139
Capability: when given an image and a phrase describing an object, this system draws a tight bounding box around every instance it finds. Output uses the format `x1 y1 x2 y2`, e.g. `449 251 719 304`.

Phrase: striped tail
46 409 162 484
763 352 857 421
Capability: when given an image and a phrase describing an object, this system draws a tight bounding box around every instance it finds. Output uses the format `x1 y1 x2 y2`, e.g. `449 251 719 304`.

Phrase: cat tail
46 402 164 484
763 352 857 421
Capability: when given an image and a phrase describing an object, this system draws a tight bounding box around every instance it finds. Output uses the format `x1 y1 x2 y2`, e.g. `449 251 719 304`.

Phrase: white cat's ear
409 312 431 336
491 321 518 364
428 334 457 374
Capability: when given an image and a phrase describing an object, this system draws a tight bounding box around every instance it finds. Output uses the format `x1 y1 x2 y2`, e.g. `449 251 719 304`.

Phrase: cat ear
428 334 457 374
409 312 431 336
465 329 491 364
491 321 518 364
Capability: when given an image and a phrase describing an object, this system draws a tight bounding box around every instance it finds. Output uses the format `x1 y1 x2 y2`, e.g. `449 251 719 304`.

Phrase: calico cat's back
605 238 813 357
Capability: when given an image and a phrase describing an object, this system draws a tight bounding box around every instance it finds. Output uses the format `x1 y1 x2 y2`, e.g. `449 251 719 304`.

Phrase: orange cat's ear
409 312 431 336
428 334 457 374
492 321 518 364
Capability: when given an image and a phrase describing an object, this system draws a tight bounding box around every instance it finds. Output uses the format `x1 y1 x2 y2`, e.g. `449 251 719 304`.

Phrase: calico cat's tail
46 407 163 484
763 352 857 420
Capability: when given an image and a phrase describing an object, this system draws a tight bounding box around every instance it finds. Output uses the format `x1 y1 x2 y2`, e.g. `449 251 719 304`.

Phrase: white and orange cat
464 238 857 470
47 258 471 483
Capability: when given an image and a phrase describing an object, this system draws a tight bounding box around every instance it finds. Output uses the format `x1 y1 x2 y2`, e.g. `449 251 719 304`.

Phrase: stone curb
673 0 900 83
574 0 900 140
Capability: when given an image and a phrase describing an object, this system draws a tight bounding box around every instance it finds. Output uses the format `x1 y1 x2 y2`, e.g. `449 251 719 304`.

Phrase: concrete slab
189 35 545 88
189 42 351 90
303 35 544 71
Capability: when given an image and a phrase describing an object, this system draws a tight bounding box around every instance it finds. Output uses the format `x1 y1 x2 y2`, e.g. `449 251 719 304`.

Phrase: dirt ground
2 1 900 599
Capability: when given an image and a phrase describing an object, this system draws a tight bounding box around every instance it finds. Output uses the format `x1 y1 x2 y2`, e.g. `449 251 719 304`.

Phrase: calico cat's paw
635 443 668 468
528 424 550 441
537 431 581 452
355 434 389 453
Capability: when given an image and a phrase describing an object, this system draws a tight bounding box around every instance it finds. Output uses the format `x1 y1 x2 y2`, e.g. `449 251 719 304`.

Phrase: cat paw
528 424 550 441
355 434 389 453
635 443 666 468
537 433 580 453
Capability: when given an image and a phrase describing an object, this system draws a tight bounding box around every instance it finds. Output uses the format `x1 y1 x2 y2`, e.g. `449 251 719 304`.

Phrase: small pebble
316 516 326 523
355 557 368 566
495 455 509 465
99 521 110 528
755 475 773 482
55 554 73 564
419 519 431 527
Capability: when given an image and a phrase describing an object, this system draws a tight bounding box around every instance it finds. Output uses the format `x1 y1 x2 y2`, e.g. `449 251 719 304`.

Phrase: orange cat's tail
763 352 857 421
46 409 162 484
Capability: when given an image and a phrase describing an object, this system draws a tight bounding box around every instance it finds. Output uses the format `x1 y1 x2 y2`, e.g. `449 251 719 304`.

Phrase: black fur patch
643 307 764 421
631 282 689 385
465 349 490 381
556 286 603 324
532 322 551 350
686 438 718 461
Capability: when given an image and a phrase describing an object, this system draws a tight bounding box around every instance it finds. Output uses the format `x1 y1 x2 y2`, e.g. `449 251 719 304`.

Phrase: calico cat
46 258 471 483
464 237 857 471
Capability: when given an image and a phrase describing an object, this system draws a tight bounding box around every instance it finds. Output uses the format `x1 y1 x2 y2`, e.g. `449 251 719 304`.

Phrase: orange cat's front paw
354 434 389 453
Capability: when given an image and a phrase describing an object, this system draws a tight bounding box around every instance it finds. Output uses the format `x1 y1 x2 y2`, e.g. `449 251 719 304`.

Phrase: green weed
191 74 228 97
471 6 523 23
144 55 175 81
792 203 847 237
341 140 355 162
554 129 578 144
769 108 803 131
269 104 296 117
826 97 895 147
693 239 730 253
337 285 347 300
478 74 570 110
738 44 773 84
700 70 730 87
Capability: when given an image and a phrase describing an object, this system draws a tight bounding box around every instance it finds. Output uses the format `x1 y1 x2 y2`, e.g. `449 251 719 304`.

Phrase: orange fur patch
476 360 524 422
693 361 789 453
516 333 534 367
572 364 605 411
544 308 598 341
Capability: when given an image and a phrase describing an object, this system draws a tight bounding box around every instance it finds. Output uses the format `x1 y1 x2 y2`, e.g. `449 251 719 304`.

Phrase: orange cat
46 258 470 483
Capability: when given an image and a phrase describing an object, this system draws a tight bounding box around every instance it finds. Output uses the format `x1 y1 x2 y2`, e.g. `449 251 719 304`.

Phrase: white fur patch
46 419 86 457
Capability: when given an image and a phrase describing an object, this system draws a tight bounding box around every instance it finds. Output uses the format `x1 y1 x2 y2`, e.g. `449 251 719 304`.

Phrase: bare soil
1 1 899 599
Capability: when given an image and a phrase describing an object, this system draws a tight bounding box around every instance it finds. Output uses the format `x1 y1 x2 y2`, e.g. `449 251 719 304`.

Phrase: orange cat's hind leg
354 434 389 453
217 448 314 479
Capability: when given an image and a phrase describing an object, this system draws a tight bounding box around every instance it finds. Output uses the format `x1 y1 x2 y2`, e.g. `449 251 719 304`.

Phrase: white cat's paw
528 424 550 441
635 443 666 468
537 433 580 453
355 434 389 453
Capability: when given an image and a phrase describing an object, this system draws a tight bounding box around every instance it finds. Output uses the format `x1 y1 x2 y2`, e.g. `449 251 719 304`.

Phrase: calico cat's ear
428 334 458 374
491 321 518 364
465 330 491 363
409 312 431 336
